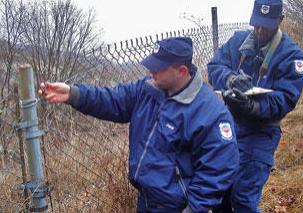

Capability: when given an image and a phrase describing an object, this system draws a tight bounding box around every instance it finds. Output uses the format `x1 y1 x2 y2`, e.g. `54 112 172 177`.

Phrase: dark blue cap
249 0 283 29
141 37 193 72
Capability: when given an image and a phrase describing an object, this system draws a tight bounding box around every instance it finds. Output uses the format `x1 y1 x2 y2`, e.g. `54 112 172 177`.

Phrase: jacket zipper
175 166 188 199
134 121 158 180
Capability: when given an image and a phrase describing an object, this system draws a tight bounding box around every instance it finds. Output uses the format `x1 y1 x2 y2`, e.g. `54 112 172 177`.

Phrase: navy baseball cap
249 0 283 29
141 37 193 72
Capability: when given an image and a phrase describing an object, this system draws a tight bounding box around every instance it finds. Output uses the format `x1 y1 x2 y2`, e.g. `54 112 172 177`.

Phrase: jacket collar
169 66 203 104
239 31 255 56
145 65 203 104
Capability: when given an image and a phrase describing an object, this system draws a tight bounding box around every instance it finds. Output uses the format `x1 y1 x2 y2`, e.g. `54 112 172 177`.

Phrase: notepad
215 87 273 96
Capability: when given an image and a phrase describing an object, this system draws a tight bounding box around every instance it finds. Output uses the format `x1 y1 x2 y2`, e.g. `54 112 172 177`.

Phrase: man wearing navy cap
39 37 239 212
208 0 303 212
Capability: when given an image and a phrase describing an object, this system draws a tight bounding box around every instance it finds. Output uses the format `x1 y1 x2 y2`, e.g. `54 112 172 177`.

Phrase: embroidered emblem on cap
294 60 303 74
153 43 160 54
219 122 233 141
261 5 270 14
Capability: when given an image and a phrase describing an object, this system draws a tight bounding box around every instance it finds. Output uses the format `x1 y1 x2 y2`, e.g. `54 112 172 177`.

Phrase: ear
178 65 189 77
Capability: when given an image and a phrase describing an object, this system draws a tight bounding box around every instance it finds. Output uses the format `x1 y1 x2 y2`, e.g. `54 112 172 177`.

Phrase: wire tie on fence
19 98 38 109
15 119 39 131
25 129 45 140
20 181 53 211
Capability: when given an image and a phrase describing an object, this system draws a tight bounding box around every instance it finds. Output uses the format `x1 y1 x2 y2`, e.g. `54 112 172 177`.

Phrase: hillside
261 96 303 212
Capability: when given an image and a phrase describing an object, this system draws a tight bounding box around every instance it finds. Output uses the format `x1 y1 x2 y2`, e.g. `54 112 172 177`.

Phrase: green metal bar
18 64 49 212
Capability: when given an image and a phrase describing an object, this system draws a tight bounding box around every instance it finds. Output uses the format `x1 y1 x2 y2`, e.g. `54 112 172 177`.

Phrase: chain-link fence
0 23 249 212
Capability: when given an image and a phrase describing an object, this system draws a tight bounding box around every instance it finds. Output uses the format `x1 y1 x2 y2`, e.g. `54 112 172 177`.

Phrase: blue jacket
208 30 303 165
208 30 303 122
70 69 239 212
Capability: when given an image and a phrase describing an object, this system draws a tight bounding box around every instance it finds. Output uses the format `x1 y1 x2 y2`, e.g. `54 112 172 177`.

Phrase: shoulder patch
294 60 303 74
219 122 233 141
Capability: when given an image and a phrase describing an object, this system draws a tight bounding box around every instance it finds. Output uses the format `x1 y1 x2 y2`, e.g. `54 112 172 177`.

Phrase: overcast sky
72 0 254 43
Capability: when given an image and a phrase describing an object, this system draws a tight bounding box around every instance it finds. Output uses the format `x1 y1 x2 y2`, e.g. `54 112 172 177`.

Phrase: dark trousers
219 160 271 213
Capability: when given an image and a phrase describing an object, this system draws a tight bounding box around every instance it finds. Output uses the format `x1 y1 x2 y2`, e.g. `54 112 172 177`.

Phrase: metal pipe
18 64 49 212
211 7 219 54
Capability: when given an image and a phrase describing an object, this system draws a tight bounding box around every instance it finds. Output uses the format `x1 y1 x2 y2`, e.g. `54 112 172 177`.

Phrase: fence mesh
0 23 249 212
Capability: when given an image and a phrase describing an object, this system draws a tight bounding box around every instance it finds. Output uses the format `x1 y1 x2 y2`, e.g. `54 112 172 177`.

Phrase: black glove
222 89 257 115
226 70 253 93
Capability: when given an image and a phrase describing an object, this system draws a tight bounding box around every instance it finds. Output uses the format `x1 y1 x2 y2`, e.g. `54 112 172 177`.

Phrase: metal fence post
211 7 219 54
18 64 51 212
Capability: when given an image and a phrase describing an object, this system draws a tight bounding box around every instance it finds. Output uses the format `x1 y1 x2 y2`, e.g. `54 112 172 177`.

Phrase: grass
260 96 303 213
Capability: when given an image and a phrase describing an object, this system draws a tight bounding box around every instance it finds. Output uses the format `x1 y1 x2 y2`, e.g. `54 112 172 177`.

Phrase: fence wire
0 23 249 212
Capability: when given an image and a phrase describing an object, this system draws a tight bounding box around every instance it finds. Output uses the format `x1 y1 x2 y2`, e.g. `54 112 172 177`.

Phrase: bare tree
0 0 25 100
21 0 103 84
179 13 215 73
0 0 25 168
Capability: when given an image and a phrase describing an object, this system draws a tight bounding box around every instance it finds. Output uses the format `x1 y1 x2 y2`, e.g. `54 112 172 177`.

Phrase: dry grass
260 96 303 213
0 109 137 212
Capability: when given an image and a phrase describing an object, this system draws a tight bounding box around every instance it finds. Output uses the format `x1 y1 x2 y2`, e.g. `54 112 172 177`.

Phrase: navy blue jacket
208 30 303 165
208 30 303 122
70 70 239 212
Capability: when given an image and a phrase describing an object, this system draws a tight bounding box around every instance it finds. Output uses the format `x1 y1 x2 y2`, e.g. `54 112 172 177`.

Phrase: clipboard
215 87 273 96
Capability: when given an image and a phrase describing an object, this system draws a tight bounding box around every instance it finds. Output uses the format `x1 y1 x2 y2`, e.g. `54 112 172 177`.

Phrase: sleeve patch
295 60 303 74
219 122 233 141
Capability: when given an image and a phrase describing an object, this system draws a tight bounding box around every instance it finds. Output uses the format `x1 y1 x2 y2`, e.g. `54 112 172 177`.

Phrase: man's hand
38 82 70 104
226 70 253 92
222 89 256 115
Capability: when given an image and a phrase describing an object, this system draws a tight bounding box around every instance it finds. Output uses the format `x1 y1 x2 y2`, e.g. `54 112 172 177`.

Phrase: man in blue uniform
39 37 239 213
207 0 303 212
